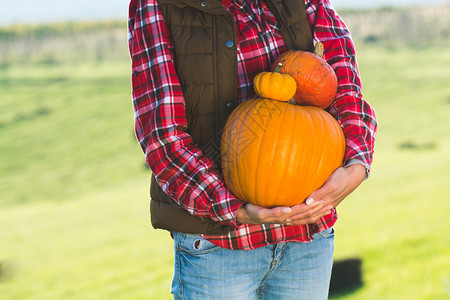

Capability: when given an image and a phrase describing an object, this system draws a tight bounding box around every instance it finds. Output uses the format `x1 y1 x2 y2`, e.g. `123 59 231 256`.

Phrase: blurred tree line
339 4 450 48
0 3 449 67
0 21 128 67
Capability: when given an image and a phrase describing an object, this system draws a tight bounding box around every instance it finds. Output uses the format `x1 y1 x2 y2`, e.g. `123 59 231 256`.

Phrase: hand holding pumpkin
224 43 365 225
236 199 334 226
306 164 367 212
236 164 366 225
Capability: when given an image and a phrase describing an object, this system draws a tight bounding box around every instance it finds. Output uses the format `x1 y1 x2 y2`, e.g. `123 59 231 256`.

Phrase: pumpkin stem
314 41 324 59
274 62 283 73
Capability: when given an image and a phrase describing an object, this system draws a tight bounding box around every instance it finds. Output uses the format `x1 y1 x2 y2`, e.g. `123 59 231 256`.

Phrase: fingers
257 206 293 223
237 165 367 226
237 201 334 226
237 203 290 225
284 201 334 225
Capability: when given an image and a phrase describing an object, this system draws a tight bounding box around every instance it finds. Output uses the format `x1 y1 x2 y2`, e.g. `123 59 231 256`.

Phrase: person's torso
151 0 314 236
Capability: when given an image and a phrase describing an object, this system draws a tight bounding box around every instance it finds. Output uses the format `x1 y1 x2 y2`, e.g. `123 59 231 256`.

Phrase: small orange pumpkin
253 63 297 102
221 98 345 207
271 42 338 109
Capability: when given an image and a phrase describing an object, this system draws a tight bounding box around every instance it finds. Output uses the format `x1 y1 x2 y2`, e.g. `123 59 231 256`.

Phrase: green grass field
1 40 449 300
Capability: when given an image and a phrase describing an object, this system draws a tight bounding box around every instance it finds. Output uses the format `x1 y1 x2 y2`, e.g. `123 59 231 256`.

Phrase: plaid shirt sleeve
306 0 378 175
128 0 243 227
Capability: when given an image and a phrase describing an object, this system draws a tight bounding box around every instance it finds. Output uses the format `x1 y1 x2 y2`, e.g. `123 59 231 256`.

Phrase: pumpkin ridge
283 105 299 205
247 99 266 205
315 109 335 190
299 107 318 198
311 110 328 188
292 107 310 204
264 101 290 207
254 99 277 206
279 103 302 206
238 99 260 203
292 106 305 203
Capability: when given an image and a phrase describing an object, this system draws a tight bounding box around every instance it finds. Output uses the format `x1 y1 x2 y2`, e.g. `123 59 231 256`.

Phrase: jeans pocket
173 232 222 255
314 227 335 239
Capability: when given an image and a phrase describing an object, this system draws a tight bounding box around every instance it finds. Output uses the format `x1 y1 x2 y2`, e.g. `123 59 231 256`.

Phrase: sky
1 0 449 26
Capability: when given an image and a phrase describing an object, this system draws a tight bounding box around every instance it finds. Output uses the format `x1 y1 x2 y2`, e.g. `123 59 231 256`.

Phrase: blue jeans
171 228 334 300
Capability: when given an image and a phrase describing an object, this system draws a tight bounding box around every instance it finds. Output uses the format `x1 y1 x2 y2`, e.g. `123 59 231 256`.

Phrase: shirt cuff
344 159 370 180
224 200 246 229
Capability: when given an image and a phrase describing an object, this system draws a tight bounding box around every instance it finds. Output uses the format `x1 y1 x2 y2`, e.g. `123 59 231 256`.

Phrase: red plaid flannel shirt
128 0 377 250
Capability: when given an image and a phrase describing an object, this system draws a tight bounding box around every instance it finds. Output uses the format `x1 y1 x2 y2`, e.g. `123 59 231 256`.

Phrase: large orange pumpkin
271 45 337 109
221 98 345 207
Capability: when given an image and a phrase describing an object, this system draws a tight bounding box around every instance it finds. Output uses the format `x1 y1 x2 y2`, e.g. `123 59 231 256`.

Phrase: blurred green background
1 3 449 300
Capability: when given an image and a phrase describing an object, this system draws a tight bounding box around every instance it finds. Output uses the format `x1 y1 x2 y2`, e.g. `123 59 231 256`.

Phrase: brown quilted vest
150 0 314 235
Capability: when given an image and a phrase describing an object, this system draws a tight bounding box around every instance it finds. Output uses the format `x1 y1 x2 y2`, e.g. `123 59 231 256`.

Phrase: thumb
267 206 292 217
306 186 329 205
